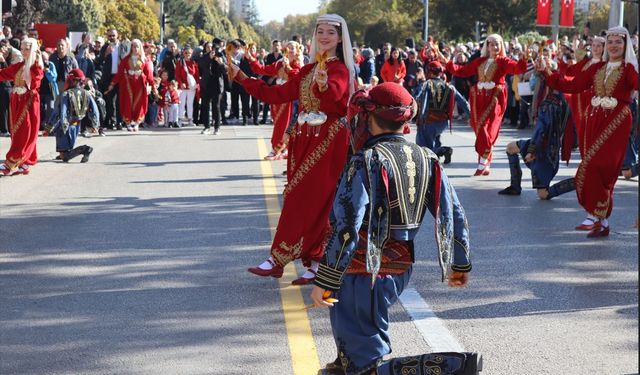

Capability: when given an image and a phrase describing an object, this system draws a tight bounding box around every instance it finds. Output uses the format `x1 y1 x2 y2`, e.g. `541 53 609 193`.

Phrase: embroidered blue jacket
315 134 471 291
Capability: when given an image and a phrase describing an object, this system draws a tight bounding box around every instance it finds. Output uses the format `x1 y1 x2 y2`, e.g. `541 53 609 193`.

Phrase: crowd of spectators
0 23 638 140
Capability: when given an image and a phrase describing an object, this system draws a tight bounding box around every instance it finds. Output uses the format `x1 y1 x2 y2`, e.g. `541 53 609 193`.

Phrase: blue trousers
330 268 412 375
55 124 80 152
416 121 448 154
517 139 558 188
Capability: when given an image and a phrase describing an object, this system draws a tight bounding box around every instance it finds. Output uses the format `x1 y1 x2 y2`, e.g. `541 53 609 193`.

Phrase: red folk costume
546 60 638 219
446 54 527 164
249 58 301 153
0 61 44 171
563 56 602 157
239 58 351 268
111 54 154 124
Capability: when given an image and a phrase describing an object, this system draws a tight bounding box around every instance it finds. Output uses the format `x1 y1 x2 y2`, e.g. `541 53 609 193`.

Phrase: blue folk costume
315 84 478 375
414 67 470 163
48 76 98 163
499 73 575 197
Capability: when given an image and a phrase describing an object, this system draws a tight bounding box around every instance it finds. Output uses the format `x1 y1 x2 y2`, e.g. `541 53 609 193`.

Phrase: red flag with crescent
537 0 552 26
560 0 575 27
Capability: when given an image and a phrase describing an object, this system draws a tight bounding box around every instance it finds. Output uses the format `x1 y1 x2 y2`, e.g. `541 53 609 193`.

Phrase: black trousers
0 86 10 133
240 89 259 122
104 85 122 129
200 89 223 130
261 101 269 121
230 83 241 118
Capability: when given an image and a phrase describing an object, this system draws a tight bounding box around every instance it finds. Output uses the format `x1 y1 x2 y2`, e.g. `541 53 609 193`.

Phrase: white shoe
213 129 220 135
201 128 213 135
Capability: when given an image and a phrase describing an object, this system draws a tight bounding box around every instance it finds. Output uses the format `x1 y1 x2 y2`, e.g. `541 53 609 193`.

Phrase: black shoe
498 186 521 195
115 124 123 131
442 147 453 164
319 358 343 374
253 119 259 125
242 117 247 126
81 147 93 163
259 119 267 124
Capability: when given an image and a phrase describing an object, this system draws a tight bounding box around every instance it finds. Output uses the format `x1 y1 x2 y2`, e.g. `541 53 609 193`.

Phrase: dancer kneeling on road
46 69 97 163
310 82 480 375
498 49 574 200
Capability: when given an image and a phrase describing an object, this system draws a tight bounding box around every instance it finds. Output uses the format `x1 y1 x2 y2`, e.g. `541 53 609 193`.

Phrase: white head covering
309 14 356 96
128 39 146 64
604 26 638 72
22 38 42 89
480 34 506 58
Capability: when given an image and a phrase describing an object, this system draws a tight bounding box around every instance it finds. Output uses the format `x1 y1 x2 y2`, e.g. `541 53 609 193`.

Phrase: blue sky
255 0 320 24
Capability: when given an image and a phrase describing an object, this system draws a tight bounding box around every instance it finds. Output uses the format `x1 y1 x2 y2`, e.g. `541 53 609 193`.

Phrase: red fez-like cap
368 82 416 123
369 82 413 108
68 68 86 81
427 60 444 74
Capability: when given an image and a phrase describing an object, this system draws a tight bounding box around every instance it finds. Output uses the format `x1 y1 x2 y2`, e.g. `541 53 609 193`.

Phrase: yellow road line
257 139 321 374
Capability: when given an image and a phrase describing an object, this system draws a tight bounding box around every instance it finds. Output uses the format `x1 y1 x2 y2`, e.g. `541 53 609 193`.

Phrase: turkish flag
537 0 552 26
34 24 67 49
560 0 575 27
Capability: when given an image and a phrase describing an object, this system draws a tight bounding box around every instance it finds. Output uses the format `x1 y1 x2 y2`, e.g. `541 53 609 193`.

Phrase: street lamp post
423 0 428 41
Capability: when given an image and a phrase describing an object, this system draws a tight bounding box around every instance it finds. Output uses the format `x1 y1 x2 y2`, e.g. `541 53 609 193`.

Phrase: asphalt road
0 121 637 375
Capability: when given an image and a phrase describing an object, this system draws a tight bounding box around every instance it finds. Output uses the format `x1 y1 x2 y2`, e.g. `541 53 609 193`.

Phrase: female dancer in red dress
563 36 605 157
0 38 44 176
106 39 156 132
540 27 638 237
246 40 304 160
231 14 356 285
441 34 528 175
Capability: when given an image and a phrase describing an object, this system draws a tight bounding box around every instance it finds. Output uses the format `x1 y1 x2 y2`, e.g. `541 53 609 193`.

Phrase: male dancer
47 69 97 163
498 53 573 199
414 61 470 164
310 83 480 375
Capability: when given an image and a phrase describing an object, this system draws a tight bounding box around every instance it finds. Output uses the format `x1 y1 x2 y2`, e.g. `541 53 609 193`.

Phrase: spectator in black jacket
199 42 227 135
161 40 180 81
49 38 79 94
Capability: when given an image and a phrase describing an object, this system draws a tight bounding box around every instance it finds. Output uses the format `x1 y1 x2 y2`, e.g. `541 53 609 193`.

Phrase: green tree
96 0 160 41
5 0 48 29
364 10 419 47
45 0 104 32
431 0 535 41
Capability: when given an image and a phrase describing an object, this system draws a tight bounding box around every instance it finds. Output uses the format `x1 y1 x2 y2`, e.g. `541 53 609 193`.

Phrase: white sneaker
213 129 220 135
201 128 212 135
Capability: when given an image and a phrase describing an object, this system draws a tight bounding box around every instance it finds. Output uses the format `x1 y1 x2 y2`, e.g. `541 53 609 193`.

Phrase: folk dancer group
498 27 637 238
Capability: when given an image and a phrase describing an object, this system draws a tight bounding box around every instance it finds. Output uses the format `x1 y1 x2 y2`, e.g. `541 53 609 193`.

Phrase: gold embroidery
593 64 621 98
403 145 417 204
347 163 356 182
575 106 630 215
9 92 33 134
475 85 501 128
284 119 343 195
14 66 25 88
594 198 610 218
477 59 497 83
124 71 144 123
272 103 288 126
273 238 304 266
299 69 321 112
